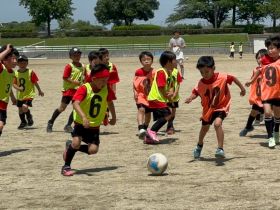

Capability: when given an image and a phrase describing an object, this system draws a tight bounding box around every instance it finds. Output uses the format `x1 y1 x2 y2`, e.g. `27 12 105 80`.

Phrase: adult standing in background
169 30 186 79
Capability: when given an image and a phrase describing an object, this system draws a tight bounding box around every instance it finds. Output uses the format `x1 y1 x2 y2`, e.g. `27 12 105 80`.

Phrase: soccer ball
147 153 168 175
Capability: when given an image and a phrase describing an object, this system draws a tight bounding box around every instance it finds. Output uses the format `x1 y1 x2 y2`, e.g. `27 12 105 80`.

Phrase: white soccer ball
147 153 168 175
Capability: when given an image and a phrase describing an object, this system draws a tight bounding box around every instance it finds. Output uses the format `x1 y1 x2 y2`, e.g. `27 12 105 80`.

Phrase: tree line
4 0 280 36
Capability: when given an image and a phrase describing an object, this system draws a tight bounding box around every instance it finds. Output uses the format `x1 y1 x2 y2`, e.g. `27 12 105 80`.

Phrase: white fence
17 42 253 59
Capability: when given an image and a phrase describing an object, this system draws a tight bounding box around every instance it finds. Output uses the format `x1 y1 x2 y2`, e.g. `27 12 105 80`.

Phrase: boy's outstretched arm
245 68 260 87
34 82 44 96
108 101 116 125
233 77 246 96
185 93 198 104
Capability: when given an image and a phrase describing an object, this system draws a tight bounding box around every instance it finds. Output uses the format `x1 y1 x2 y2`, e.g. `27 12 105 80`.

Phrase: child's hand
245 81 251 87
82 116 90 128
240 88 246 96
19 86 24 92
185 97 192 104
39 91 44 96
109 117 116 125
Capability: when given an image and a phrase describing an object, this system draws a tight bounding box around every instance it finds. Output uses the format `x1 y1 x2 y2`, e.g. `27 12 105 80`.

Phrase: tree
264 0 280 28
166 0 231 28
236 0 266 24
19 0 74 36
94 0 160 26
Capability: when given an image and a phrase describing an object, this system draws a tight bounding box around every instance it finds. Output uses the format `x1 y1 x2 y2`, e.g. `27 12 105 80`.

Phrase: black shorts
0 110 7 124
202 111 226 125
17 100 33 108
136 103 152 113
61 96 73 105
252 104 264 113
167 101 179 108
71 123 100 145
262 99 280 107
152 107 171 121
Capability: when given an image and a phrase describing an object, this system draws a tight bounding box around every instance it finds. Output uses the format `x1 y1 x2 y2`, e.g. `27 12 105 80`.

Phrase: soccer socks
66 111 73 126
78 145 89 154
151 118 167 132
19 113 27 123
49 109 61 124
245 115 255 129
65 144 77 166
274 118 280 133
265 117 274 138
167 116 175 129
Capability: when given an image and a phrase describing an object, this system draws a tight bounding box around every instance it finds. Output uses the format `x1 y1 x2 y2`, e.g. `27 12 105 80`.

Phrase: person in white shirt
169 30 186 79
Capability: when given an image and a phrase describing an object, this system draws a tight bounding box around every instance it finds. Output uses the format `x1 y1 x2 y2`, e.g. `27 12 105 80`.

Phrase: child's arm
245 69 261 87
9 90 16 105
73 100 90 128
171 85 180 101
0 44 12 61
12 78 24 92
64 77 82 86
108 101 116 125
233 77 246 96
34 82 44 96
185 93 198 104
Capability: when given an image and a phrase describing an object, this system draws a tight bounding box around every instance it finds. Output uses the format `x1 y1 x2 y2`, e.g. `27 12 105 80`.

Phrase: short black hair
0 45 19 60
196 56 215 69
255 48 268 59
139 51 153 61
265 35 280 48
99 48 109 56
159 51 176 67
88 51 99 62
90 63 109 77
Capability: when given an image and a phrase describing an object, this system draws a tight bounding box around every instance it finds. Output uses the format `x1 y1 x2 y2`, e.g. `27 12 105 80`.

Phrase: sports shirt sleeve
156 70 167 88
63 64 72 79
73 85 87 102
226 75 235 85
31 71 39 83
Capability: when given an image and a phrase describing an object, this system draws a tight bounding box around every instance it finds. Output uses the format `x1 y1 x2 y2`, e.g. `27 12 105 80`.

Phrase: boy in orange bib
185 56 245 158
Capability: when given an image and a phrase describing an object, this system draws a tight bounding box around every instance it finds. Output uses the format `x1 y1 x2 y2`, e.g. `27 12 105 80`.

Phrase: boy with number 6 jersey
13 54 44 129
61 64 116 176
185 56 245 159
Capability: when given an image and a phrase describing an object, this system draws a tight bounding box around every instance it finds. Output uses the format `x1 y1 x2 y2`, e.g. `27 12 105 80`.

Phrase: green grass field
1 34 249 46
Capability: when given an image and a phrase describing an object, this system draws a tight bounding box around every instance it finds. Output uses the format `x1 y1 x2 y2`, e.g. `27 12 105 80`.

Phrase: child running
145 51 176 144
185 56 246 158
239 49 268 136
0 44 18 137
133 51 154 139
47 47 85 133
13 54 44 129
61 64 116 176
245 35 280 148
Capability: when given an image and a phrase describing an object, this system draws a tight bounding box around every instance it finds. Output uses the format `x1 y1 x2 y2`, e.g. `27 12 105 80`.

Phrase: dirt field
1 55 280 210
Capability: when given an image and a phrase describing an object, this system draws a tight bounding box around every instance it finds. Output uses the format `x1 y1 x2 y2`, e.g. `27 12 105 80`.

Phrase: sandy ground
1 55 280 210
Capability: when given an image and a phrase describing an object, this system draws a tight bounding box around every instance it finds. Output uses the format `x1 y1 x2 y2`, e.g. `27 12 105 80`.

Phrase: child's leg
144 112 151 128
49 102 68 124
167 107 176 134
272 106 280 143
150 108 172 132
0 110 7 136
64 111 73 132
263 103 274 139
137 107 145 130
213 117 224 149
0 121 4 136
198 124 210 146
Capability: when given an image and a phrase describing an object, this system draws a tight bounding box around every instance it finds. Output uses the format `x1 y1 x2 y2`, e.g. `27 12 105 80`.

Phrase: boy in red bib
185 56 245 158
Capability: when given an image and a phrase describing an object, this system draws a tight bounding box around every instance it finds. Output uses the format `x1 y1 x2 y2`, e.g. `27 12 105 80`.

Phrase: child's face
140 55 153 69
267 45 280 60
101 53 109 64
165 59 177 71
17 60 28 69
71 53 81 63
3 55 17 69
90 58 100 66
92 77 108 90
256 54 263 66
199 66 214 79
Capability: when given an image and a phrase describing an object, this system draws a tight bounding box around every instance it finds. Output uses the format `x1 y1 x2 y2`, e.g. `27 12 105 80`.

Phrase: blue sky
0 0 193 28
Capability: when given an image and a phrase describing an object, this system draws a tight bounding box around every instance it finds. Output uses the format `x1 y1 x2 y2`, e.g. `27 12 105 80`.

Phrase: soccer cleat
215 148 225 158
144 135 159 144
138 129 146 140
268 137 276 148
27 115 34 126
193 145 202 159
166 127 175 135
18 122 27 129
146 128 159 142
64 125 73 133
274 132 279 145
46 121 53 133
63 140 72 161
239 127 254 137
61 165 74 176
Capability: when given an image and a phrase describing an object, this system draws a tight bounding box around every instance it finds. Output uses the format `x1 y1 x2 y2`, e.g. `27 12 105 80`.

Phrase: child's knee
88 145 98 155
214 122 222 129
